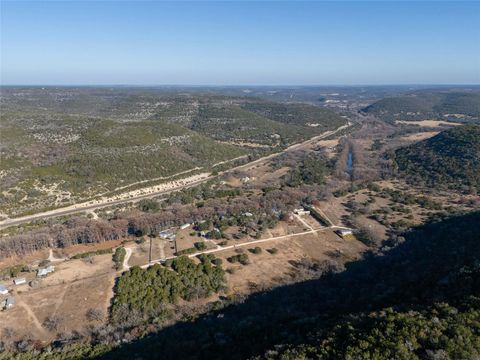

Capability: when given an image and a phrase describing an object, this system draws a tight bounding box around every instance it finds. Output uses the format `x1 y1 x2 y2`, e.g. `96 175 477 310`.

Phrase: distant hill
363 91 480 123
394 124 480 191
0 88 345 216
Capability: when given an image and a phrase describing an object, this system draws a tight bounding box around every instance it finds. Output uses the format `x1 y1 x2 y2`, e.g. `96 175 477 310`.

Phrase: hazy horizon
2 83 480 88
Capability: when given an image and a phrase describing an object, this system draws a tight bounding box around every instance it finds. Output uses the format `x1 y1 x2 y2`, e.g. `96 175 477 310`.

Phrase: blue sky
1 1 479 85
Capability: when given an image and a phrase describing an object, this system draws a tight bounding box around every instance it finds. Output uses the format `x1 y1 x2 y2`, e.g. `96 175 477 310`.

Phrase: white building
3 296 15 309
37 265 55 277
0 285 8 295
294 208 310 216
13 278 26 285
180 223 191 230
159 230 174 239
37 269 48 277
335 229 353 238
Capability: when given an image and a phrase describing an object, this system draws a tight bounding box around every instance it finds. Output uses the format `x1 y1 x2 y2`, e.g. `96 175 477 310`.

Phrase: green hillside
394 124 480 191
0 89 345 216
190 104 339 146
363 91 480 123
240 100 345 128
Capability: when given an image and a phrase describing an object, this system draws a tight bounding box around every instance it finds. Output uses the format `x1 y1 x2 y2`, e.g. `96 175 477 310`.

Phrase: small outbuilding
3 296 15 309
159 229 174 239
335 229 353 238
294 208 310 216
13 278 26 286
37 265 55 277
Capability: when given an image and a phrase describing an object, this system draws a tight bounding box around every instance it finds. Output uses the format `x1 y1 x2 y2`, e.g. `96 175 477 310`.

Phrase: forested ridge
394 124 480 191
363 91 480 122
0 88 345 216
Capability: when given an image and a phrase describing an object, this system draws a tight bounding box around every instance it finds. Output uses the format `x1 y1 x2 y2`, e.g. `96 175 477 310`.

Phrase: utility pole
149 235 153 263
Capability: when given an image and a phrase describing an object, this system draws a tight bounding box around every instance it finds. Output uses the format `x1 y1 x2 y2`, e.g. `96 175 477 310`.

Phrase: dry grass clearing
395 120 462 127
215 230 366 295
0 254 116 343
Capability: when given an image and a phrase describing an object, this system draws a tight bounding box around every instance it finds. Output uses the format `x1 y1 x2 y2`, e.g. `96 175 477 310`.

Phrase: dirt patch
399 131 439 142
0 256 116 343
216 230 366 295
128 238 169 266
395 120 462 127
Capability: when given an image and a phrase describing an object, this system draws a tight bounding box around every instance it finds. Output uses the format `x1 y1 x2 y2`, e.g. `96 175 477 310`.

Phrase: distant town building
180 223 191 230
13 278 26 285
243 212 253 217
0 285 8 295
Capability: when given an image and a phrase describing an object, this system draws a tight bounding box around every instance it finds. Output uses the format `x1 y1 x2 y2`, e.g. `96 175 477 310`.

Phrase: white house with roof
13 277 26 285
335 229 353 238
294 208 310 216
37 265 55 277
0 285 8 295
3 296 15 309
159 229 174 239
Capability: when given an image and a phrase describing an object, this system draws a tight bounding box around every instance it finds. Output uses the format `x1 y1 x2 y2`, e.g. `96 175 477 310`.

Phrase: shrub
86 308 104 322
138 199 160 213
175 248 196 256
71 248 113 260
113 247 126 270
194 242 207 251
212 258 223 266
249 247 262 254
228 253 249 265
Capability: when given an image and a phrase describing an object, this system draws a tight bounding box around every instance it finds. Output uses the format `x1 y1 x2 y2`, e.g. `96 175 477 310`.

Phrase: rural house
13 278 26 285
0 285 8 295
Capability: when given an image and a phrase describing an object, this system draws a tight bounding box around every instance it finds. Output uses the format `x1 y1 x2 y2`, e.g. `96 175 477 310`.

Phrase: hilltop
394 124 480 191
363 91 480 123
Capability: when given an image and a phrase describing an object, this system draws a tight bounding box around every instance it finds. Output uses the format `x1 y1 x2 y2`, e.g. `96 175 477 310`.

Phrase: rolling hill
394 124 480 191
0 88 346 217
363 91 480 123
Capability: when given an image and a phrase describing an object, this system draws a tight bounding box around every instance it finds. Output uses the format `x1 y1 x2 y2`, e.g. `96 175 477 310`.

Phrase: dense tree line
271 300 480 359
111 256 225 322
394 124 480 192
